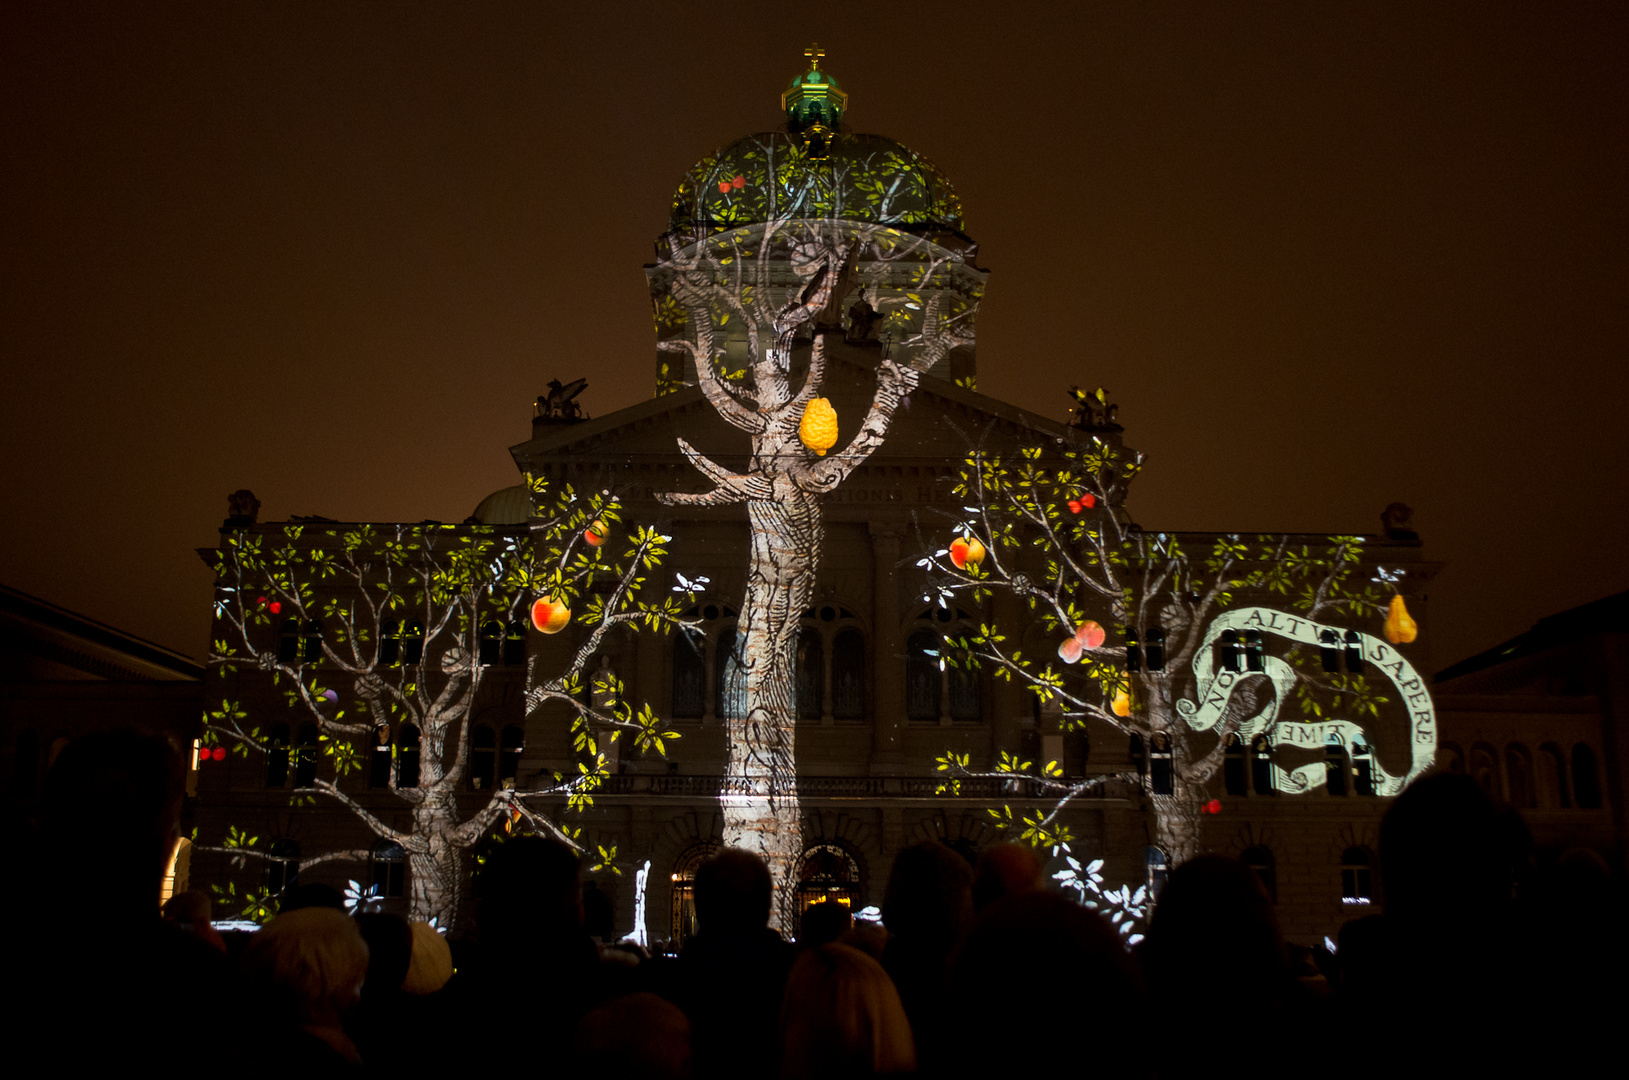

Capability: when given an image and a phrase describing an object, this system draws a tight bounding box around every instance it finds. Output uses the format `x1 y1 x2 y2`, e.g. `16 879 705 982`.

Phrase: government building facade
185 57 1511 947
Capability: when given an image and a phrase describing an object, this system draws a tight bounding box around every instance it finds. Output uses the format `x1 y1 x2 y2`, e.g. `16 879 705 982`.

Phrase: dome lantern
781 44 848 156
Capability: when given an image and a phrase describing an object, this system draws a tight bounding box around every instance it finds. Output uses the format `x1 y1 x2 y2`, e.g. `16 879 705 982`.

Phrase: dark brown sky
3 2 1624 675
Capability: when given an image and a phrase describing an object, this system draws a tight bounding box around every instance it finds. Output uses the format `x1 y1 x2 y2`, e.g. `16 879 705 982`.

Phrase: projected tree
923 421 1437 873
201 476 691 925
655 219 973 921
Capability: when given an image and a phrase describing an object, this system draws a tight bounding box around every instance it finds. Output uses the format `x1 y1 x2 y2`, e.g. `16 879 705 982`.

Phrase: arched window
1243 630 1265 673
370 841 406 899
1125 629 1142 673
1572 744 1602 809
1352 738 1375 797
906 629 942 722
1439 742 1465 775
504 620 526 666
1251 734 1274 795
380 620 401 666
796 627 823 721
266 723 291 787
1241 845 1276 903
1340 847 1373 905
396 724 421 788
796 844 861 915
1218 630 1242 673
161 836 192 905
402 622 424 666
1505 744 1535 809
1149 733 1173 795
293 723 319 787
369 726 392 788
499 725 523 788
948 638 981 722
670 628 706 720
268 838 300 897
1470 743 1499 799
832 628 866 721
1325 734 1348 796
479 621 503 666
1319 629 1341 673
1145 627 1166 673
670 843 719 950
278 618 301 663
1343 630 1364 674
302 620 323 663
1539 742 1569 808
468 725 496 790
1145 846 1170 901
716 629 747 721
1223 733 1248 796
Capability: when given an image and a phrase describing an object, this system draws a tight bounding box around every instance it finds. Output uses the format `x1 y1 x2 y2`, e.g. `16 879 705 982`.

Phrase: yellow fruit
799 397 838 457
1384 594 1418 645
1111 688 1132 717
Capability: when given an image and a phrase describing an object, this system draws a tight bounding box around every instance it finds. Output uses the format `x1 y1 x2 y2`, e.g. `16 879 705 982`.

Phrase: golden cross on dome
804 43 825 70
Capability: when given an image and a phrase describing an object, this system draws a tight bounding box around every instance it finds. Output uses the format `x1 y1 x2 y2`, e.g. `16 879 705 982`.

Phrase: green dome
668 131 965 236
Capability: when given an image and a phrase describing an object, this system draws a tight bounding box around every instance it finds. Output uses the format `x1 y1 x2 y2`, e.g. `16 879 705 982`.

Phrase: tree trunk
407 796 465 925
1148 783 1203 869
726 475 821 931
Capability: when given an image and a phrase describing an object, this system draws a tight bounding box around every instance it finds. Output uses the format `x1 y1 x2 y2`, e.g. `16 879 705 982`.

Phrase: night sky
3 3 1624 676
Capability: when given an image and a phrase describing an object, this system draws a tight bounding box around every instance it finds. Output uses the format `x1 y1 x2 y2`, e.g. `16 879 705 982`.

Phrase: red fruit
718 180 732 194
1079 493 1097 509
268 601 282 614
1207 798 1222 814
1058 638 1084 664
256 596 267 606
213 746 227 761
949 538 971 569
731 174 746 189
584 520 607 547
530 596 570 634
1073 621 1106 650
1067 500 1082 514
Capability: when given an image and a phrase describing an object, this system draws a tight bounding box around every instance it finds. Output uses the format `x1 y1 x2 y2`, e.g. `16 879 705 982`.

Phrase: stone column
869 522 905 773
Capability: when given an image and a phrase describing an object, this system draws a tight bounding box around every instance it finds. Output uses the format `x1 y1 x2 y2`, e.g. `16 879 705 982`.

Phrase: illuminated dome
471 484 529 525
668 50 963 236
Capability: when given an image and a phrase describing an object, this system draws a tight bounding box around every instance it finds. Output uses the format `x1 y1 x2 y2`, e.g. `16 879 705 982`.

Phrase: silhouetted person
1138 855 1312 1077
1337 773 1536 1076
240 906 370 1074
880 842 972 1077
439 837 611 1072
346 913 413 1072
163 889 228 953
20 729 229 1069
971 842 1042 914
780 944 915 1079
951 891 1145 1078
676 848 795 1079
799 899 853 948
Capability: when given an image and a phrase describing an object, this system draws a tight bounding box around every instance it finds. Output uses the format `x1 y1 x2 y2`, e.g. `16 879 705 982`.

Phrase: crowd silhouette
11 729 1621 1077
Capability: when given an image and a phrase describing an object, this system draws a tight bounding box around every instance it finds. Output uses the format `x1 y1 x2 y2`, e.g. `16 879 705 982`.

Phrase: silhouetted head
780 943 916 1079
403 920 454 994
353 912 413 997
279 882 345 913
972 842 1043 914
476 836 584 941
952 892 1141 1074
1140 854 1287 1001
1380 772 1530 924
799 900 853 948
882 841 973 948
41 729 184 915
694 848 774 934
